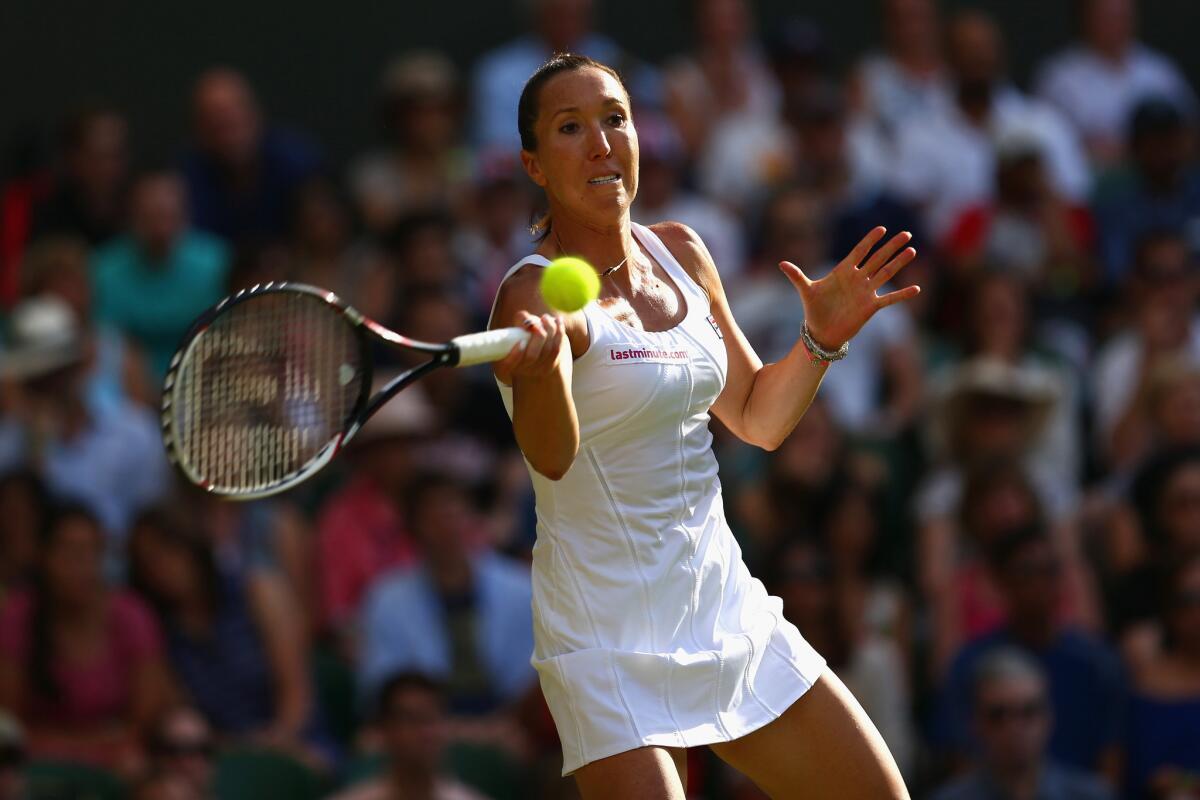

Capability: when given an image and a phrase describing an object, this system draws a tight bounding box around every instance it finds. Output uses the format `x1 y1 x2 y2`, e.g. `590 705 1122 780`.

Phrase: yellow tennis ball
540 256 600 312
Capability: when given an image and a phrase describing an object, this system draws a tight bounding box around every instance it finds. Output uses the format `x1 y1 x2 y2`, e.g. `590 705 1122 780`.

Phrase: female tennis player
489 54 916 799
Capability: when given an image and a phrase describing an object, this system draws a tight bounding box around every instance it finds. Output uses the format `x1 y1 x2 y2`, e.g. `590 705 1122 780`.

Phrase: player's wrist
800 321 849 365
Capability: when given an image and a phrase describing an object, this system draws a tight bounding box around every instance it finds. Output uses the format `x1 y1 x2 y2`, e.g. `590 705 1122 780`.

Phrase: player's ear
521 149 547 188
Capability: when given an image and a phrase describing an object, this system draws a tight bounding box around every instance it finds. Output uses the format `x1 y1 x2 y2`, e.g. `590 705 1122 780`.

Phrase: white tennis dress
494 223 825 775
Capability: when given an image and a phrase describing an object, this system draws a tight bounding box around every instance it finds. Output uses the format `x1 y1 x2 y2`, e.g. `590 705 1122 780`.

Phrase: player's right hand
495 311 566 382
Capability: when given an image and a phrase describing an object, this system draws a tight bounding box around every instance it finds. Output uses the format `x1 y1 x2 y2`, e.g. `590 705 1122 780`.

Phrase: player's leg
708 667 908 800
573 745 687 800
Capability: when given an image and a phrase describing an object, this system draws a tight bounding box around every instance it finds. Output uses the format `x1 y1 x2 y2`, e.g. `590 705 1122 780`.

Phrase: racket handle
452 328 531 367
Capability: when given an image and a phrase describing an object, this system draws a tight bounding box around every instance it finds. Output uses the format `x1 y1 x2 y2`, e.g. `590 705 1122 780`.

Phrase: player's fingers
778 261 812 293
842 226 887 269
516 312 548 363
861 231 912 276
875 284 922 309
534 315 563 368
869 247 917 286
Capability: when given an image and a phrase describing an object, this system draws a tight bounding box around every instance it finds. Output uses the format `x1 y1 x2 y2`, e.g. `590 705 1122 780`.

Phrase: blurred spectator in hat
632 112 745 278
357 472 535 715
664 0 779 160
329 672 487 800
0 505 172 774
931 647 1114 800
0 471 46 613
1092 230 1200 471
21 235 154 411
90 168 230 381
316 376 435 643
182 67 322 243
768 536 917 777
0 714 25 800
469 0 660 152
30 103 129 248
943 134 1095 298
890 10 1090 239
0 295 169 554
454 151 535 319
1121 554 1200 799
145 706 216 799
730 184 922 439
850 0 948 143
1092 99 1200 286
934 524 1124 779
349 52 472 234
1035 0 1195 167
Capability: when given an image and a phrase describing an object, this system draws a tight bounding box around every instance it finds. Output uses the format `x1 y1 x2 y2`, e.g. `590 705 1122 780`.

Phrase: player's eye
559 121 579 134
607 113 627 127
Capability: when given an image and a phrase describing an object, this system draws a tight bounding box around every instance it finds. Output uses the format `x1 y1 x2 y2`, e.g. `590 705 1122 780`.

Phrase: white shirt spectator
633 193 746 279
1090 316 1200 454
856 54 950 139
890 85 1090 238
1036 44 1195 152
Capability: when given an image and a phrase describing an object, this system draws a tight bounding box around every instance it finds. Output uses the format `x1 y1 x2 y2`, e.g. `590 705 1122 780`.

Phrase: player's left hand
779 227 919 351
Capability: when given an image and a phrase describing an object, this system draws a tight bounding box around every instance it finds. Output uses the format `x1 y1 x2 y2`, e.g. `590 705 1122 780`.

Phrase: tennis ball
541 256 600 312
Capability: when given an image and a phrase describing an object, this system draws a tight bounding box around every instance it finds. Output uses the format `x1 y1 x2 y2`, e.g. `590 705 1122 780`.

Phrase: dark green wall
2 0 1197 169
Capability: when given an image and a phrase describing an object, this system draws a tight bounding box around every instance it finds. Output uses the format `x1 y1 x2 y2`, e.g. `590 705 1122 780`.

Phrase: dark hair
127 507 221 623
61 102 123 152
375 670 445 721
958 458 1041 540
985 520 1051 574
402 471 468 525
30 504 104 699
1161 554 1200 652
1131 446 1200 553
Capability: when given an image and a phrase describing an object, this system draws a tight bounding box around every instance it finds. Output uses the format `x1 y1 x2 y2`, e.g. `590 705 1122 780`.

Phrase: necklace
554 229 628 277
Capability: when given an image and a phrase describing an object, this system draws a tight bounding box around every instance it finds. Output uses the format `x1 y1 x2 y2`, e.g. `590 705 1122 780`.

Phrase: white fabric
889 85 1090 237
1036 44 1196 147
492 224 824 774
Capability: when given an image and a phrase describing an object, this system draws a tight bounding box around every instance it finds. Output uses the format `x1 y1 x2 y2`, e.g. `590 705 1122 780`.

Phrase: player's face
523 67 638 226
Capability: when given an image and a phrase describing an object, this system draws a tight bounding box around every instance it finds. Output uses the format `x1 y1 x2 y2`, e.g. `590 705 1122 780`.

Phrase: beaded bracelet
801 321 849 365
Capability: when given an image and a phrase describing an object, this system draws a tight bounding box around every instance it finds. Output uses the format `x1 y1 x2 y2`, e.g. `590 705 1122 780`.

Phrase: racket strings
171 292 364 493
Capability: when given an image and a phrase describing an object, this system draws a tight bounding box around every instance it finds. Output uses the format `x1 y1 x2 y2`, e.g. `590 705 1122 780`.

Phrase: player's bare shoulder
490 262 551 330
650 221 720 302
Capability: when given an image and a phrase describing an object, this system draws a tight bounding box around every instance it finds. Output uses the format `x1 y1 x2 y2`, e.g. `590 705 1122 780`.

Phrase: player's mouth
588 174 621 186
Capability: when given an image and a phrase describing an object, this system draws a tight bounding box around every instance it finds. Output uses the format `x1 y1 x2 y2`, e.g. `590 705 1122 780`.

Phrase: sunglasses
981 700 1045 725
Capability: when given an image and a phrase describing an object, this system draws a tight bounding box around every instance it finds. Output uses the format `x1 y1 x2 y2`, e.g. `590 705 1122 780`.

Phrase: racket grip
452 328 531 366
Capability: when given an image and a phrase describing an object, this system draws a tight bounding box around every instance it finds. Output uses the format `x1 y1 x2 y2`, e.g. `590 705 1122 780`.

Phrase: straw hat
0 295 84 380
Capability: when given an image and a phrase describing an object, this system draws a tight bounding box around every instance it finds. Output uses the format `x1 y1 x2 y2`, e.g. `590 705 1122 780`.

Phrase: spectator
20 235 154 410
0 295 169 550
852 0 948 141
316 379 434 638
469 0 658 152
931 647 1113 800
729 184 923 438
1035 0 1195 166
0 715 25 800
145 706 216 799
129 772 204 800
90 168 230 380
0 471 46 611
631 112 745 279
935 524 1124 778
330 672 486 800
30 103 129 247
182 68 322 243
664 0 779 159
358 472 535 714
1122 555 1200 798
128 508 327 763
769 538 917 777
890 10 1090 239
350 52 472 233
0 505 171 773
1091 231 1200 471
1092 99 1200 285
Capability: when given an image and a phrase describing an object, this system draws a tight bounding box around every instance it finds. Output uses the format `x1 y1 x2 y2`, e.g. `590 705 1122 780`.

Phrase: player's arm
490 265 581 480
654 222 828 451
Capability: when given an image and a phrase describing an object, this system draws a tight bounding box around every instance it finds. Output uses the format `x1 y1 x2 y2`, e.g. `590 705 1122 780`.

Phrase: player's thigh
573 745 687 800
708 667 909 800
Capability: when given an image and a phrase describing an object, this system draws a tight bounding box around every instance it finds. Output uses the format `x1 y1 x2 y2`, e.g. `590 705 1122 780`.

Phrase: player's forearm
739 340 829 450
513 363 579 480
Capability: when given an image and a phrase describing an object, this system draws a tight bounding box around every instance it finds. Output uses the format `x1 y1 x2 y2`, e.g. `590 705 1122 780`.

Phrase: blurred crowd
1 0 1199 797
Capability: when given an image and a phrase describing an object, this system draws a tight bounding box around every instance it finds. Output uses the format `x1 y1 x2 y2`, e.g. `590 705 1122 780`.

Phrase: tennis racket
161 282 528 499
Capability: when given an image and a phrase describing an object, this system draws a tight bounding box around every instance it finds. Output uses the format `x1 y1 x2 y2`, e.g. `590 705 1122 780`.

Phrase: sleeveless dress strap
631 223 710 308
487 254 551 328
